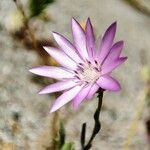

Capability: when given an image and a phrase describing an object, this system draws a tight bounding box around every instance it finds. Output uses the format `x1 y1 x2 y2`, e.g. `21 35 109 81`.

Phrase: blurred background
0 0 150 149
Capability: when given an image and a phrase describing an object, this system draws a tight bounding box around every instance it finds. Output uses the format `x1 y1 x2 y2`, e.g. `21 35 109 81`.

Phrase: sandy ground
0 0 150 149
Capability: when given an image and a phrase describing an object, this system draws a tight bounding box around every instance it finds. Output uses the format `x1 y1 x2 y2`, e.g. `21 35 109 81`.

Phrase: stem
58 120 66 149
81 123 86 149
47 92 60 150
13 0 37 49
123 89 147 150
82 90 103 150
125 0 150 17
13 2 60 149
50 111 59 150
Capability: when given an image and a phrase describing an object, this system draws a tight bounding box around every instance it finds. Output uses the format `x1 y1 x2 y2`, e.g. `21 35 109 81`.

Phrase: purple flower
29 18 127 113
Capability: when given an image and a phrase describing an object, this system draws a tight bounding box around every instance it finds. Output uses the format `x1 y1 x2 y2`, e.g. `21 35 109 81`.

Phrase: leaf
58 121 66 149
61 143 75 150
29 0 55 17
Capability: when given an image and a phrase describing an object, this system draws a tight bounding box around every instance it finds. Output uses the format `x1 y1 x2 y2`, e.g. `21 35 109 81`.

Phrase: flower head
29 18 127 112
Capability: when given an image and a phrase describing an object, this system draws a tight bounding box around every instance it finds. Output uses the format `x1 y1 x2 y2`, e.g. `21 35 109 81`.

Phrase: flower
29 18 127 112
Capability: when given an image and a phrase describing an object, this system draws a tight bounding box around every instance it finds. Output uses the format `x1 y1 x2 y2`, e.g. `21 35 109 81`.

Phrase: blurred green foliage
29 0 55 17
59 121 66 149
58 121 75 150
61 143 75 150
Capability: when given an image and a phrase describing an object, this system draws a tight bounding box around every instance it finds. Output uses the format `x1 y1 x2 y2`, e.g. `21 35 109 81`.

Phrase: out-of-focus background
0 0 150 149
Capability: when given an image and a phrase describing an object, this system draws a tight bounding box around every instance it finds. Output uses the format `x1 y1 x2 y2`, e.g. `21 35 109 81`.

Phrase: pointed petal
71 18 89 60
39 80 78 94
96 75 121 91
29 66 74 79
72 83 92 109
44 46 77 70
86 83 99 100
85 18 95 58
50 85 83 112
101 57 127 74
52 32 82 63
102 41 124 66
93 35 101 59
97 22 117 64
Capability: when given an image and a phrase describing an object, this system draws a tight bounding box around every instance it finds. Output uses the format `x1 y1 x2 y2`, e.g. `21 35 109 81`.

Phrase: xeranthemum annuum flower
30 18 127 112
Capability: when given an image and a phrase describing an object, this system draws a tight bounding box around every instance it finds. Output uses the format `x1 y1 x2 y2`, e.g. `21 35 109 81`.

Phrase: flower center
82 66 99 82
76 61 101 83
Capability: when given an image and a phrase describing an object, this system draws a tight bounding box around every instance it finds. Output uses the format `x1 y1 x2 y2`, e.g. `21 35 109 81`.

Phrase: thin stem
50 111 59 150
81 123 86 149
83 90 103 150
124 0 150 17
58 120 66 149
13 1 60 149
13 0 37 49
47 92 60 150
123 89 147 150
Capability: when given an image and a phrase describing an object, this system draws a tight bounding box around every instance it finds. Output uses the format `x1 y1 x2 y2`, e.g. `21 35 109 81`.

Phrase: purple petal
97 22 117 64
86 83 99 100
71 18 89 60
39 80 78 94
102 41 124 66
96 75 121 91
43 46 77 70
101 57 127 74
93 35 102 59
50 85 83 112
85 18 95 58
52 32 82 63
29 66 74 79
72 83 92 109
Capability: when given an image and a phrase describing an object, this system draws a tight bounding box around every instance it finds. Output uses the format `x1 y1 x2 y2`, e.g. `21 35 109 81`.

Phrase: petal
72 83 92 109
93 35 102 59
43 46 77 70
50 85 84 112
96 75 121 91
52 32 82 63
29 66 74 79
101 57 127 74
85 18 95 58
39 80 78 94
86 83 99 100
71 18 89 60
97 22 117 64
102 41 124 66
